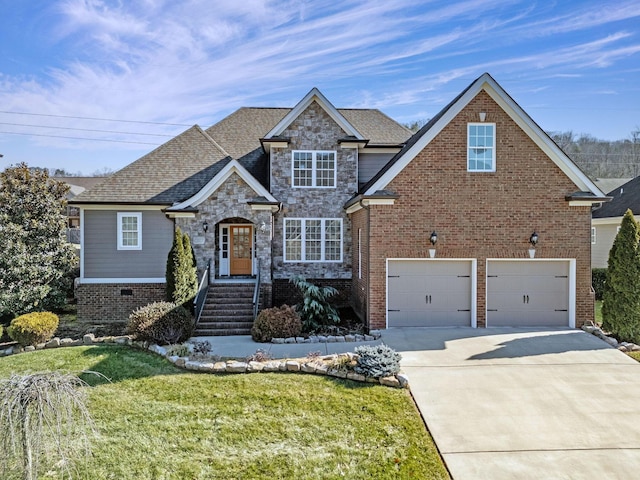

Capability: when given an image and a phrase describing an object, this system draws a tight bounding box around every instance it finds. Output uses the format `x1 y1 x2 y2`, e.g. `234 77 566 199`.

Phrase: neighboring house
55 176 108 245
71 73 607 330
592 176 640 268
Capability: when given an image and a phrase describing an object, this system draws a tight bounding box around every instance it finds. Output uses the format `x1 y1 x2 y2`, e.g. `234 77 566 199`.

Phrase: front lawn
0 346 449 480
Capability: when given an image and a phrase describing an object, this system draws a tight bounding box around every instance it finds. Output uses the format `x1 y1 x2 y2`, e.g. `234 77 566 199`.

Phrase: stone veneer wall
269 100 355 281
76 283 165 323
175 171 273 284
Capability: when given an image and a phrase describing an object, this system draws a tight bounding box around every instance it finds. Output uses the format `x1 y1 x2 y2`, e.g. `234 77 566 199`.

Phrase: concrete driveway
382 328 640 480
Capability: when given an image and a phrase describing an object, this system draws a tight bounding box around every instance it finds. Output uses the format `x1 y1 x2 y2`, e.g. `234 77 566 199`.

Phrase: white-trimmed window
284 218 342 262
591 227 596 244
117 212 142 250
292 150 336 188
467 123 496 172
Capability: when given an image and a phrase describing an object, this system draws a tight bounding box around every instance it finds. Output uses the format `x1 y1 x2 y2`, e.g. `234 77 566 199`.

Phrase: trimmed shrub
166 228 198 310
592 268 607 301
251 305 302 343
7 312 59 346
290 275 340 333
127 302 193 345
354 344 402 378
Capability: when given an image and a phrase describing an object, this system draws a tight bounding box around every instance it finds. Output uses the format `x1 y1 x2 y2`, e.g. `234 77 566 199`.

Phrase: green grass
0 346 449 479
628 351 640 362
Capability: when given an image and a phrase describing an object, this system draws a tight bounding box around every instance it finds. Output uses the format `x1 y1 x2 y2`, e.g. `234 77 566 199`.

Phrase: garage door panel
388 260 472 328
486 261 570 327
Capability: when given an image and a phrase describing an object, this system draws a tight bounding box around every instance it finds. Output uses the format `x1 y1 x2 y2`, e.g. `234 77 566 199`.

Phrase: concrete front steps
194 282 256 336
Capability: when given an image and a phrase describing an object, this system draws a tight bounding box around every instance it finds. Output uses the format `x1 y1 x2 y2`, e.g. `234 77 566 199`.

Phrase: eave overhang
344 191 400 214
565 192 612 207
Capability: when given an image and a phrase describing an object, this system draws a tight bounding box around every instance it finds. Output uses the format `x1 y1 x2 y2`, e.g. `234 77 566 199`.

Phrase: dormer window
467 123 495 172
292 150 336 188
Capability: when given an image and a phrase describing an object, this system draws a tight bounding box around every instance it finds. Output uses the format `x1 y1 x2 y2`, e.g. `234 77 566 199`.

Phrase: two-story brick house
72 73 607 332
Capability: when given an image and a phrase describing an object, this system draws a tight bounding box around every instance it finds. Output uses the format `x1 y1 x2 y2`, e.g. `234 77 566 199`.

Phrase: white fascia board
169 160 277 210
592 216 623 225
264 87 364 140
75 204 168 211
365 73 606 198
569 200 600 207
345 197 397 214
164 212 197 218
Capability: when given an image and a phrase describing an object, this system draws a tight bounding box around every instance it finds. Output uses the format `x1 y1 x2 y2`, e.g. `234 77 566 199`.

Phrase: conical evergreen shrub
602 209 640 343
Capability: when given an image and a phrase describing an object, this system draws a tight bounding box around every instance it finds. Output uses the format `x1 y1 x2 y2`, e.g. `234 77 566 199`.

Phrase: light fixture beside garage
203 221 209 233
529 231 538 258
429 231 437 258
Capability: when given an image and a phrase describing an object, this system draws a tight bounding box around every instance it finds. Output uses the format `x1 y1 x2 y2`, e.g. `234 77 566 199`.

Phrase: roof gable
264 88 364 140
363 73 605 198
167 159 277 211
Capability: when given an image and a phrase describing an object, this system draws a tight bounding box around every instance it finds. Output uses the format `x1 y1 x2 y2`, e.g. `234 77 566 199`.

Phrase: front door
230 225 253 275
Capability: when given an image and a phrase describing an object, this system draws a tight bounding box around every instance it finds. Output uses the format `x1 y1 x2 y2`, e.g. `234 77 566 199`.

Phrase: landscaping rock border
270 330 382 344
0 332 409 389
581 321 640 352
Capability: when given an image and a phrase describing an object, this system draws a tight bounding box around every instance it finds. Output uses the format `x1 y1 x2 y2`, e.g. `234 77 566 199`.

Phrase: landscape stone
284 337 296 344
604 336 618 347
213 362 227 373
317 335 327 343
198 362 215 372
364 335 374 341
175 358 186 367
248 361 265 372
355 334 365 342
380 376 401 388
315 364 329 375
295 337 305 343
271 338 285 344
327 336 336 343
83 333 95 345
185 360 201 370
286 361 301 372
227 362 248 373
396 373 410 388
24 346 36 352
336 336 345 343
345 335 355 342
328 369 348 378
60 338 74 346
262 361 281 372
45 338 61 348
301 363 317 373
346 372 366 382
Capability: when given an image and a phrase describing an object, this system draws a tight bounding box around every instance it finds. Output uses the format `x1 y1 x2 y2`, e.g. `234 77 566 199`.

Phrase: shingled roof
73 99 411 205
592 176 640 218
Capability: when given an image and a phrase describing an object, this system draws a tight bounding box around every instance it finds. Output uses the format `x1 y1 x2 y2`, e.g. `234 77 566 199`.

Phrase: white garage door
387 260 473 327
486 260 570 327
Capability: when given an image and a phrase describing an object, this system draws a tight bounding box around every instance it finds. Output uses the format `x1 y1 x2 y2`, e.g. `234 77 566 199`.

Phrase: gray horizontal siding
83 209 173 279
592 223 619 269
358 152 395 185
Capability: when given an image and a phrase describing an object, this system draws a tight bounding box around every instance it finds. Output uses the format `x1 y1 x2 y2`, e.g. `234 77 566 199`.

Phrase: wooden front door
230 225 253 275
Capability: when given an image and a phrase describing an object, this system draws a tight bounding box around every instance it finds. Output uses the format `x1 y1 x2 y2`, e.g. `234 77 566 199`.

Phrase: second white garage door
387 260 473 327
486 260 571 327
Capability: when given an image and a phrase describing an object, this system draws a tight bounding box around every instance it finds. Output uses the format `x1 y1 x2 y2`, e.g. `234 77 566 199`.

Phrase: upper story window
284 218 342 262
467 123 496 172
292 150 336 188
117 212 142 250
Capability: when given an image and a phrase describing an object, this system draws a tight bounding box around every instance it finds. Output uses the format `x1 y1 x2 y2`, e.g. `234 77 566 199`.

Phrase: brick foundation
76 283 166 323
272 278 352 309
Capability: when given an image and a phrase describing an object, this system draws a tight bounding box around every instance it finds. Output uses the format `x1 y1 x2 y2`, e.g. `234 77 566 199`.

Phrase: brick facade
357 91 594 330
76 283 165 323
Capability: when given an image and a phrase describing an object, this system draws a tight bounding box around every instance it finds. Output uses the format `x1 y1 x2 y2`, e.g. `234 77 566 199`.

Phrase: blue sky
1 0 639 175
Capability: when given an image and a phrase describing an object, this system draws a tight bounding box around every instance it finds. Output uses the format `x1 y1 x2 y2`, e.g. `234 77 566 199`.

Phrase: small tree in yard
602 209 640 343
290 275 340 333
165 228 197 310
0 164 77 318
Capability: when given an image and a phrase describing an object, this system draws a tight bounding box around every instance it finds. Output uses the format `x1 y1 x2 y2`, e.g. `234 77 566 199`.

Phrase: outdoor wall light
529 231 538 246
203 221 208 233
430 231 438 246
